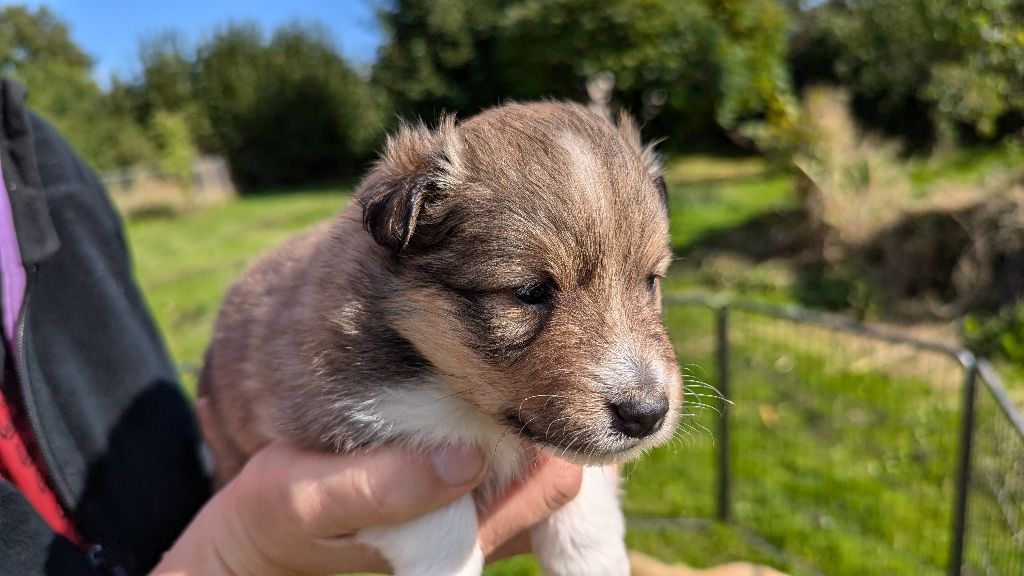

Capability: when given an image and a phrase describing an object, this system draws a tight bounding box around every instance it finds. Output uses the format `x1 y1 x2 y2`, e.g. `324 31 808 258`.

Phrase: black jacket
0 80 212 575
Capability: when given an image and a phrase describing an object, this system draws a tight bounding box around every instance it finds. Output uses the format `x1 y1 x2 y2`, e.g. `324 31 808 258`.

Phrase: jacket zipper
13 272 74 509
14 269 124 574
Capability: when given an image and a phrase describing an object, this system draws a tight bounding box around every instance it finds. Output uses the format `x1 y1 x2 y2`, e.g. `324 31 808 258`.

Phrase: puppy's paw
356 493 483 576
531 466 629 576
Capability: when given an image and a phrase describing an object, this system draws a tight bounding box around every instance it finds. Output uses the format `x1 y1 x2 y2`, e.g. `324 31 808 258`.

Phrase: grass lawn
909 140 1024 191
127 187 349 391
658 155 799 303
662 154 794 251
124 155 1015 574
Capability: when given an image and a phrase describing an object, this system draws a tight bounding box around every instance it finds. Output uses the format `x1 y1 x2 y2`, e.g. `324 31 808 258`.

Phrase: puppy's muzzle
608 393 669 438
600 356 676 440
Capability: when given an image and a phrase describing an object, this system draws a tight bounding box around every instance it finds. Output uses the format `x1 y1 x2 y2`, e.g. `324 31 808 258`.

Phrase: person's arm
152 443 582 575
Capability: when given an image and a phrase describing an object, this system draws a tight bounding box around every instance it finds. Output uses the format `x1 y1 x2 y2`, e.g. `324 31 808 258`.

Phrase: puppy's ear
357 117 461 253
616 111 668 211
654 175 668 208
360 171 432 253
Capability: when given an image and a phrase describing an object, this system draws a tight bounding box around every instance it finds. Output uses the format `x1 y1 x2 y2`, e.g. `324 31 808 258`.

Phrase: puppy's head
357 102 682 464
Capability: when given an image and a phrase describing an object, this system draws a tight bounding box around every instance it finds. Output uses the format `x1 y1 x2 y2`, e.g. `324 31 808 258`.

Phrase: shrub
790 87 911 258
964 302 1024 365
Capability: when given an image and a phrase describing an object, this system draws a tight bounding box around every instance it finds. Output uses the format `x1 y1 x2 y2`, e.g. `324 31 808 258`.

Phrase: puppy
196 101 684 575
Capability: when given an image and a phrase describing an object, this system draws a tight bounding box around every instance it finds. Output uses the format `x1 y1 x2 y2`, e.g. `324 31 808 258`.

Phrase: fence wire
657 295 1024 576
963 363 1024 576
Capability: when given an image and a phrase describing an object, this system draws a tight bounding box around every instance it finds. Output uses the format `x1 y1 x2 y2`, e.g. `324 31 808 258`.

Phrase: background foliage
376 0 796 146
5 0 1023 187
790 0 1024 147
0 5 155 168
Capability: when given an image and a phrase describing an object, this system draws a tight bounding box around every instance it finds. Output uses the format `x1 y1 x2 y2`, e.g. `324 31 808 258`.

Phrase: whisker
516 394 568 421
686 392 734 405
683 419 716 442
683 399 723 416
544 416 570 438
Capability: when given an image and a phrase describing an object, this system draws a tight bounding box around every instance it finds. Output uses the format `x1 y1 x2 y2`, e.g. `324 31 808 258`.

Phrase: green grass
657 155 798 302
909 141 1024 189
123 154 1017 574
662 155 795 252
126 188 348 392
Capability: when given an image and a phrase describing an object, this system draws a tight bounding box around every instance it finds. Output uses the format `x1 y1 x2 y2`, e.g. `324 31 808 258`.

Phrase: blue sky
15 0 384 84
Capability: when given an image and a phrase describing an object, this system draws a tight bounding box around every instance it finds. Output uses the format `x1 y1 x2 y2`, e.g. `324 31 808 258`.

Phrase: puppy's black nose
610 395 669 438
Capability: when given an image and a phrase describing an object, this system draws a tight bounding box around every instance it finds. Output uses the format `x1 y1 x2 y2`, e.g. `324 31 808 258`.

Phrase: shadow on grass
668 170 779 191
240 176 359 197
672 206 811 263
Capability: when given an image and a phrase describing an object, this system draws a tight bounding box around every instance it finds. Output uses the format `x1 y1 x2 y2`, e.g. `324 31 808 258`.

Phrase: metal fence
655 294 1024 576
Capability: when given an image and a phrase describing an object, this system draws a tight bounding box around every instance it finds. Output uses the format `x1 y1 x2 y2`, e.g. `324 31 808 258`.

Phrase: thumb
273 442 489 536
217 442 487 574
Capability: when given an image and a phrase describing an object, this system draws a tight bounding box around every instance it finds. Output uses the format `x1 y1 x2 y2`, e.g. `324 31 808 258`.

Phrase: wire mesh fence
649 294 1024 575
963 363 1024 575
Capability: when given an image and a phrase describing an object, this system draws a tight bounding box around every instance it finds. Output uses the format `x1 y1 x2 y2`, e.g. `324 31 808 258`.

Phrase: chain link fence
643 294 1024 575
964 362 1024 575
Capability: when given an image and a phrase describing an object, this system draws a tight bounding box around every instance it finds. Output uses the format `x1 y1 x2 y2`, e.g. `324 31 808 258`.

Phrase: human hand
151 442 582 575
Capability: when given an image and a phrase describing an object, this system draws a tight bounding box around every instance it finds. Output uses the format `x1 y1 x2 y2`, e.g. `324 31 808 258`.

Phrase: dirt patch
860 180 1024 318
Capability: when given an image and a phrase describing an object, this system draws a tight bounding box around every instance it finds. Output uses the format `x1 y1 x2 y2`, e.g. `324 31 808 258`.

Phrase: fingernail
429 445 485 486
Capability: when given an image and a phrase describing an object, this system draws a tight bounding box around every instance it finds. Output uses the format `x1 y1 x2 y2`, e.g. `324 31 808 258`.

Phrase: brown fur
197 101 683 487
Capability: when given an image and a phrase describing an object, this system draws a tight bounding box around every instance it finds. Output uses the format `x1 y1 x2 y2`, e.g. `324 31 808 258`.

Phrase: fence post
949 357 978 576
716 305 731 523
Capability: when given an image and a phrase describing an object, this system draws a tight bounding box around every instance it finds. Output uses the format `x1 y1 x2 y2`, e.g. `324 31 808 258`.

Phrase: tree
373 0 797 147
790 0 1024 146
193 23 381 188
0 6 155 169
921 0 1024 140
373 0 507 120
496 0 723 139
149 109 197 191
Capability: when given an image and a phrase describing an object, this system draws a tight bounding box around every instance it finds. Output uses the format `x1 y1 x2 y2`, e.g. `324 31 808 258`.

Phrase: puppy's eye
515 281 556 307
646 275 660 296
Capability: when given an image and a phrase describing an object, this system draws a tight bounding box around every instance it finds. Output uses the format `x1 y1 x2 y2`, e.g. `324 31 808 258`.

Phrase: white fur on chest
372 381 527 489
355 379 629 576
